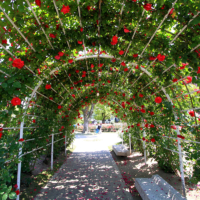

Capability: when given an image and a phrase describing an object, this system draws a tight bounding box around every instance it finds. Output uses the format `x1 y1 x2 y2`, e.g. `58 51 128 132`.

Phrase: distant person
98 123 102 134
96 123 100 134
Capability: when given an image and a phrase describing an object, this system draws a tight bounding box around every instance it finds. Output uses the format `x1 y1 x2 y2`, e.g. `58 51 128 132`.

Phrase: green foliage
93 103 113 122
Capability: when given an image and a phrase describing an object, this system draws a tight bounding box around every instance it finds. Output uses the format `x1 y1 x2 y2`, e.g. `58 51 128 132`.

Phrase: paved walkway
35 133 132 200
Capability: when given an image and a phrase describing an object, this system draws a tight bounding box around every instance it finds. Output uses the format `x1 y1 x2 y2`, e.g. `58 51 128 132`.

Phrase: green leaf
1 83 7 88
9 192 17 199
13 82 21 88
6 186 12 194
2 193 8 200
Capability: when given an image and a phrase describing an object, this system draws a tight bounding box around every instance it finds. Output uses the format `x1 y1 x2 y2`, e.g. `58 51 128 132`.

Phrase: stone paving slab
34 150 132 200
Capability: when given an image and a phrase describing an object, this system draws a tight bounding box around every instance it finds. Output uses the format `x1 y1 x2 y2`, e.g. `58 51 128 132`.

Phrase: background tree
93 104 113 124
82 103 96 133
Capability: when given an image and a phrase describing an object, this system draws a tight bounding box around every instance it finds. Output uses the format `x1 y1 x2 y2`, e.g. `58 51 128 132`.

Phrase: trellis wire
140 0 178 58
124 9 145 57
76 0 89 79
25 0 54 49
129 10 200 90
173 89 200 99
0 6 35 51
52 0 70 49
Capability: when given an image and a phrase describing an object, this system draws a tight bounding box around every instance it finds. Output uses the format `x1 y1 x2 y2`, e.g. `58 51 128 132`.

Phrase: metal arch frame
16 81 43 200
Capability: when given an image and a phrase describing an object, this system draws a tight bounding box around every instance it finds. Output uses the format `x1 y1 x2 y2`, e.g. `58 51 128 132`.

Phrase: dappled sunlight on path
34 133 132 200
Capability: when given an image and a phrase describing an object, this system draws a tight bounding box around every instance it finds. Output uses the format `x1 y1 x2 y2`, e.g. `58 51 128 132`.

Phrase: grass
20 145 75 200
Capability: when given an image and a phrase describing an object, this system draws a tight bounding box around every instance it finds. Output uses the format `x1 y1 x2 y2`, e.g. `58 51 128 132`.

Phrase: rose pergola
0 0 200 199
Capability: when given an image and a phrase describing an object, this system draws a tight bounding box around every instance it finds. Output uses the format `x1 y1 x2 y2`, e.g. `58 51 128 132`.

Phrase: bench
112 144 130 156
135 174 186 200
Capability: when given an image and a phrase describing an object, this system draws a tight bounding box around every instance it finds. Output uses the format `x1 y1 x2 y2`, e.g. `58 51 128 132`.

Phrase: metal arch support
16 81 43 200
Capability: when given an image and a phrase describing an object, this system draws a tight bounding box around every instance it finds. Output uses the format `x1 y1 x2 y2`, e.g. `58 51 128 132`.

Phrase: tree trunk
102 113 106 124
82 103 96 133
83 118 89 133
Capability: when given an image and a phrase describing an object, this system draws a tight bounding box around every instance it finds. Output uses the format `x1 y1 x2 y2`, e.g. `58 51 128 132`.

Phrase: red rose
119 50 124 55
177 135 185 140
9 57 13 61
135 65 139 69
33 119 36 123
155 97 162 103
55 55 60 60
189 111 195 117
0 133 3 139
68 59 73 64
98 63 104 67
149 56 156 61
111 58 116 62
139 94 143 98
37 68 41 75
150 124 155 128
183 76 192 84
141 109 145 113
124 67 128 72
161 5 165 9
150 112 154 115
124 28 131 33
49 33 56 38
45 84 51 89
35 0 41 7
58 52 64 57
72 94 75 98
169 8 174 15
145 124 148 128
56 24 60 30
91 64 94 68
172 78 178 82
129 107 132 110
151 138 155 142
12 58 24 69
11 97 21 106
121 102 125 108
61 5 70 14
111 36 118 45
157 54 165 61
143 3 152 11
78 41 83 44
15 190 20 195
133 54 138 58
107 80 111 83
2 39 7 44
121 62 126 67
197 67 200 74
137 123 140 127
80 27 83 32
14 184 18 189
58 105 62 109
142 137 145 141
18 138 24 142
171 125 176 130
49 97 53 100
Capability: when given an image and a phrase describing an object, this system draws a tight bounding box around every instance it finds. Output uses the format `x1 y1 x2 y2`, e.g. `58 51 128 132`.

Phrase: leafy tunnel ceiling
0 0 200 120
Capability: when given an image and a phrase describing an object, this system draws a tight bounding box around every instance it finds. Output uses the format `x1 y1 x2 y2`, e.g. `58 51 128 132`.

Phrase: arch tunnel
0 0 200 199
